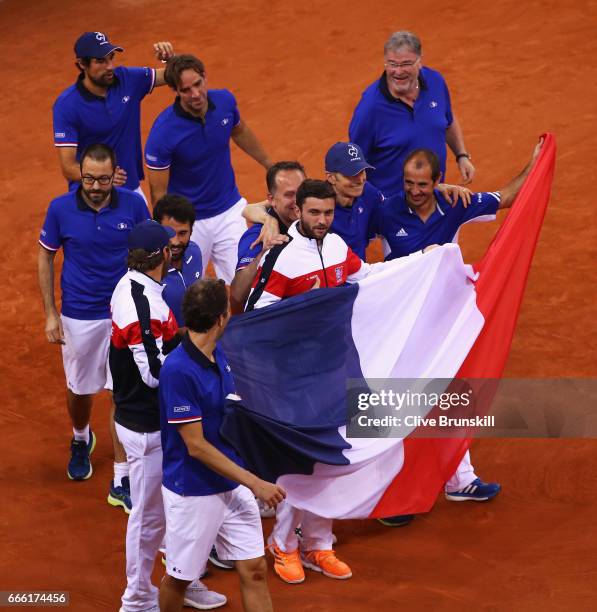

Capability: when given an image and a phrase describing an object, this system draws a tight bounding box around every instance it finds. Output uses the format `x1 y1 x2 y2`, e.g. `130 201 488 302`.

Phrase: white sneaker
184 579 227 610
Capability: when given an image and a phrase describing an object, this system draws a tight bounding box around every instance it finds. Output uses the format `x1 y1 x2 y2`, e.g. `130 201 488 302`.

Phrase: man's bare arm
446 114 475 185
230 255 264 315
152 41 175 87
147 167 170 207
178 421 285 507
242 201 270 224
231 120 272 169
498 139 543 209
56 147 80 183
38 246 64 344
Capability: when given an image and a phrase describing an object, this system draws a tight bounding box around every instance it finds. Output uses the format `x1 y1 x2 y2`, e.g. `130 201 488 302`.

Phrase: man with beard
230 161 306 313
153 195 203 327
53 31 174 197
110 220 226 612
38 144 150 499
245 180 437 584
349 31 475 196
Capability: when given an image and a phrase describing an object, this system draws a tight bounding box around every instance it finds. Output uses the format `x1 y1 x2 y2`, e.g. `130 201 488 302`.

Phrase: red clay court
1 1 596 609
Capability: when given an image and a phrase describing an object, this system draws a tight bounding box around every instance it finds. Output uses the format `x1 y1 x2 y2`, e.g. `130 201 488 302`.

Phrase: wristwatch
456 153 472 162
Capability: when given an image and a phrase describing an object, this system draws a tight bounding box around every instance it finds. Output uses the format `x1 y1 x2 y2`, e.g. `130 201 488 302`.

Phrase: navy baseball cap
128 220 175 252
74 31 124 58
325 142 374 176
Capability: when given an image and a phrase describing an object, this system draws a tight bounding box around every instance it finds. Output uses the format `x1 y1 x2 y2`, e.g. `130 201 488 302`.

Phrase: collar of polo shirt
173 95 216 124
181 332 218 369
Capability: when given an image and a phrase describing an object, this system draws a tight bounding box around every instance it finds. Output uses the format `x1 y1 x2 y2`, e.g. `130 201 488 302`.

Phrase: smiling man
145 54 273 283
349 31 475 196
153 194 203 328
53 31 174 197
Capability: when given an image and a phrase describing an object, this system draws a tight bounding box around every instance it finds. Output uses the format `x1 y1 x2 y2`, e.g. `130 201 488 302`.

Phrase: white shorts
162 484 264 581
191 197 248 284
61 315 111 395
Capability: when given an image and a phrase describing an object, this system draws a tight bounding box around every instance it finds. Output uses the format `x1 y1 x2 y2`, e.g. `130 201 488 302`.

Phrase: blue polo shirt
374 190 500 260
160 335 243 496
53 67 156 191
349 67 453 196
330 182 384 259
39 187 150 320
236 210 289 272
145 92 242 220
162 241 203 326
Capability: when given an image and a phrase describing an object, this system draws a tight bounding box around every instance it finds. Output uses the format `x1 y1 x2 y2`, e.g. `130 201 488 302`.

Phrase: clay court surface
1 0 596 609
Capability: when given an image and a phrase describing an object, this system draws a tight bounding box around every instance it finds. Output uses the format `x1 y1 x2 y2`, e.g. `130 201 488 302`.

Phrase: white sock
113 461 129 487
73 425 90 443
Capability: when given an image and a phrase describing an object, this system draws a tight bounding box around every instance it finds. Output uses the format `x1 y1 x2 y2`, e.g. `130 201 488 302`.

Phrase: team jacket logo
358 206 364 214
221 118 230 126
335 265 344 283
122 96 130 104
395 228 408 237
429 101 438 108
117 222 129 230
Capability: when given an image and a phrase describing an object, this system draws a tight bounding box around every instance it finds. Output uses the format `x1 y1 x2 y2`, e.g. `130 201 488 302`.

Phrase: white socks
73 425 90 443
113 461 129 487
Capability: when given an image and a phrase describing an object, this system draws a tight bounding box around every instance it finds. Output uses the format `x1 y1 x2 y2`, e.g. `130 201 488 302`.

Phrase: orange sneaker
268 543 305 584
301 550 352 580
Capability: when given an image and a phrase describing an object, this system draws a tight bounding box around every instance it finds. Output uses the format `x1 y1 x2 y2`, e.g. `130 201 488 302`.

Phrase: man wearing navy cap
145 54 273 284
38 143 150 493
53 31 174 197
110 220 226 612
349 31 475 196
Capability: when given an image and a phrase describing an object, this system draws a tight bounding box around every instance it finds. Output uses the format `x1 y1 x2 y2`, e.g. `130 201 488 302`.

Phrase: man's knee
237 556 268 584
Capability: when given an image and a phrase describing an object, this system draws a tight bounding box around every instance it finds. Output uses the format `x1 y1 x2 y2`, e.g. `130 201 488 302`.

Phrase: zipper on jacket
317 241 329 287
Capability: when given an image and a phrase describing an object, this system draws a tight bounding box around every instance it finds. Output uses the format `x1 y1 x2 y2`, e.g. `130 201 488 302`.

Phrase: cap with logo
74 31 124 58
324 142 375 176
128 220 175 253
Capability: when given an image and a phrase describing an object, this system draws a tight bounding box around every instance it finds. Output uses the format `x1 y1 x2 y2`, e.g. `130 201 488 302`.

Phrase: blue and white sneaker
445 478 501 502
67 431 96 481
209 546 234 570
108 476 132 514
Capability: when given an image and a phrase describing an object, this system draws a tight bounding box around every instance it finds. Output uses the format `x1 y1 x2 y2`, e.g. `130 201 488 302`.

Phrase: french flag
221 134 556 519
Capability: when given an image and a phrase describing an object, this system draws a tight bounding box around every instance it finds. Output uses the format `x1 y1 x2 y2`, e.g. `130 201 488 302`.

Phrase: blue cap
128 220 175 252
324 142 374 176
74 32 124 58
